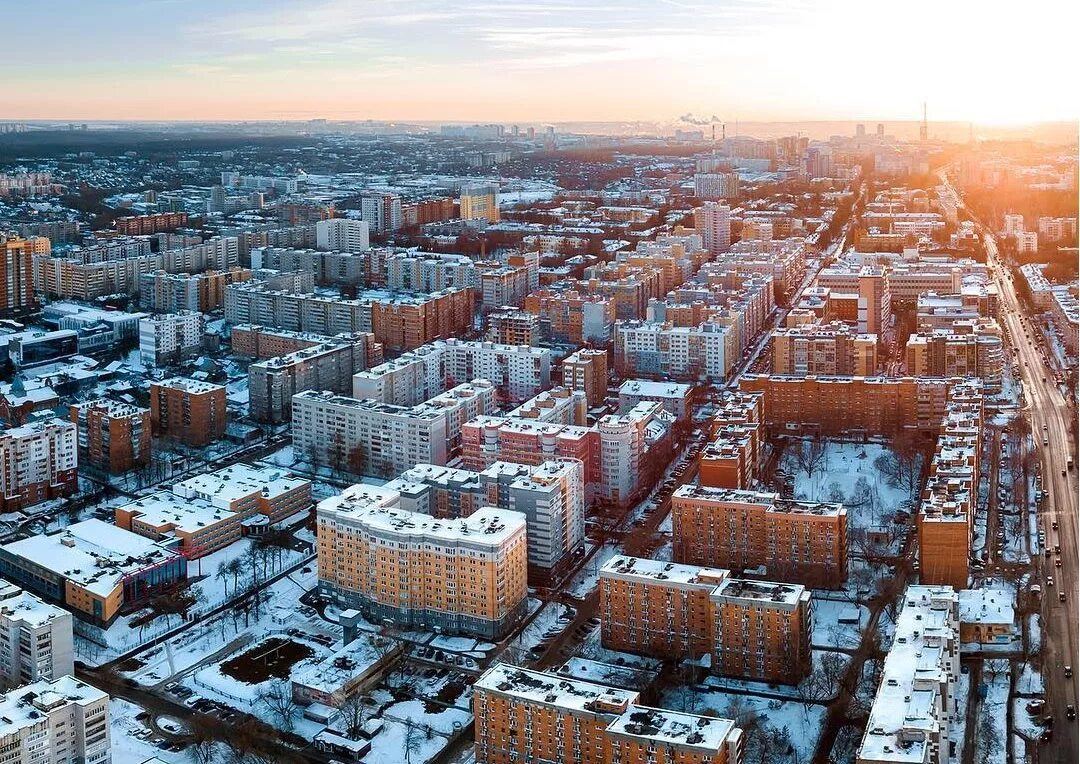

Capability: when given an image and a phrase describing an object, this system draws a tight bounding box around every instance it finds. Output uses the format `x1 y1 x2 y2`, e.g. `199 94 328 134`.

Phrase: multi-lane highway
983 228 1078 757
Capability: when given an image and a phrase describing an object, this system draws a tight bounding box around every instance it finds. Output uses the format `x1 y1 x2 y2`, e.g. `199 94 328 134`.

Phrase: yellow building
316 484 528 639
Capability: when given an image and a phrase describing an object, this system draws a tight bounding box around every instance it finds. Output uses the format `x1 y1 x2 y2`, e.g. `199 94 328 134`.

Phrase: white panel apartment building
352 339 552 406
0 675 110 764
614 320 731 381
138 311 204 366
293 381 495 479
858 586 959 764
315 218 370 253
0 580 75 686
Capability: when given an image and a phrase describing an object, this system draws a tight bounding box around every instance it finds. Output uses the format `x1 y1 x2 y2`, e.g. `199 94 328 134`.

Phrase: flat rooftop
475 664 638 714
601 555 728 587
608 705 737 752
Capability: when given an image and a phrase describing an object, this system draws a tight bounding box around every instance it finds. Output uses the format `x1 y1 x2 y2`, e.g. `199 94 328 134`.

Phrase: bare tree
256 680 297 731
338 694 370 739
791 436 828 479
402 721 424 764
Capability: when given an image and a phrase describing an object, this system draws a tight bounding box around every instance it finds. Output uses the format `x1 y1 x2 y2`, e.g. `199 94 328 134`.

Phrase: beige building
316 485 528 639
771 321 878 376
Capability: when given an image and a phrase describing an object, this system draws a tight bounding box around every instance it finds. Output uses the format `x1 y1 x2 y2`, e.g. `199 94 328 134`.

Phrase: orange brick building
368 287 475 354
0 235 37 316
473 663 744 764
599 556 812 684
70 399 151 474
561 348 610 407
671 485 847 588
115 212 189 235
149 378 227 447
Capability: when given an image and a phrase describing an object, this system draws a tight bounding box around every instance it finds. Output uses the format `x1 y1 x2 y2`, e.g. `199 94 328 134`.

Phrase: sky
1 0 1076 125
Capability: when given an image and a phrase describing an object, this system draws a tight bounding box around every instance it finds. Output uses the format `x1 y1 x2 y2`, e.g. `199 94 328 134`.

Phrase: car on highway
1066 666 1074 678
1048 577 1054 586
1068 705 1077 721
1059 592 1067 603
1052 521 1059 530
1056 558 1062 568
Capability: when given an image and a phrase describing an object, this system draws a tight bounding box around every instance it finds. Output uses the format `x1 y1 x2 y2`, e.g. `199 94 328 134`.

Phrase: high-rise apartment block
351 339 552 407
387 458 585 580
694 202 731 254
139 268 251 313
0 419 78 511
473 663 744 764
561 348 610 407
694 172 739 201
671 485 847 587
70 399 151 474
149 377 227 447
0 580 75 685
771 322 878 376
905 321 1004 390
317 485 528 639
599 556 812 683
115 211 189 235
360 193 403 233
249 335 380 423
0 235 37 316
486 308 542 346
292 381 495 478
459 182 500 223
315 217 370 252
0 676 110 764
138 310 204 366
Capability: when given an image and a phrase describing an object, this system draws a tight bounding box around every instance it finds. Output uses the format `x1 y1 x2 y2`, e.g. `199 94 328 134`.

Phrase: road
980 226 1078 759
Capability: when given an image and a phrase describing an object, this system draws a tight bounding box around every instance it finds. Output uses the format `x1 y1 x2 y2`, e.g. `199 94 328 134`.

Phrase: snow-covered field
974 661 1010 764
110 698 183 764
811 595 869 650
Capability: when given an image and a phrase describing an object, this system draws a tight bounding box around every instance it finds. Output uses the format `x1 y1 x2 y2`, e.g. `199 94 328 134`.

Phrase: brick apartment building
70 399 151 473
0 419 78 512
599 555 812 683
149 377 227 447
561 348 610 407
316 484 528 639
0 235 37 316
473 663 744 764
115 211 189 235
671 485 847 588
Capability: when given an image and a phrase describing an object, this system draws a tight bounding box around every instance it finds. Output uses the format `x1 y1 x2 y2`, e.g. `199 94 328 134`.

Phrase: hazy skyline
3 0 1077 125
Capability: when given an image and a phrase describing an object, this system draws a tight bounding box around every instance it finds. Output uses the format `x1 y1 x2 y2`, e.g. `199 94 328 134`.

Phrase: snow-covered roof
608 705 737 753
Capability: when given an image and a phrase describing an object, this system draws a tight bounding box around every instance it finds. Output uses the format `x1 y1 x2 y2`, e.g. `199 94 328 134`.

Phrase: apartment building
360 193 403 233
223 282 474 354
0 676 110 764
459 183 500 223
618 380 693 420
0 580 75 685
116 464 311 558
0 519 186 626
523 289 615 344
249 337 378 423
0 235 36 316
0 419 78 512
138 310 204 366
473 664 744 764
694 202 732 254
561 349 610 407
115 211 188 235
614 320 732 381
315 217 370 252
506 387 587 426
317 485 527 639
905 321 1004 391
771 322 878 376
149 378 227 447
857 586 959 764
815 265 892 336
694 172 739 201
671 485 847 588
462 402 675 507
351 339 552 406
402 197 455 227
70 399 151 474
599 556 812 683
292 382 495 478
139 268 252 313
739 375 952 435
486 308 542 346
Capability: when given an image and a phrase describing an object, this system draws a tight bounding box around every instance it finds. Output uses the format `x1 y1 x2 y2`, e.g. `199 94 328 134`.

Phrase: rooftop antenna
920 100 928 142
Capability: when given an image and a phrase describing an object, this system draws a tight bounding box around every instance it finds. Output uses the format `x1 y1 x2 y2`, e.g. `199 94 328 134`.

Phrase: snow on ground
567 543 620 598
1016 661 1044 697
661 684 827 762
784 440 915 539
364 716 459 764
811 595 869 650
974 662 1010 764
110 698 182 764
701 650 851 700
949 667 970 764
516 599 575 652
1012 697 1045 739
1027 614 1042 654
